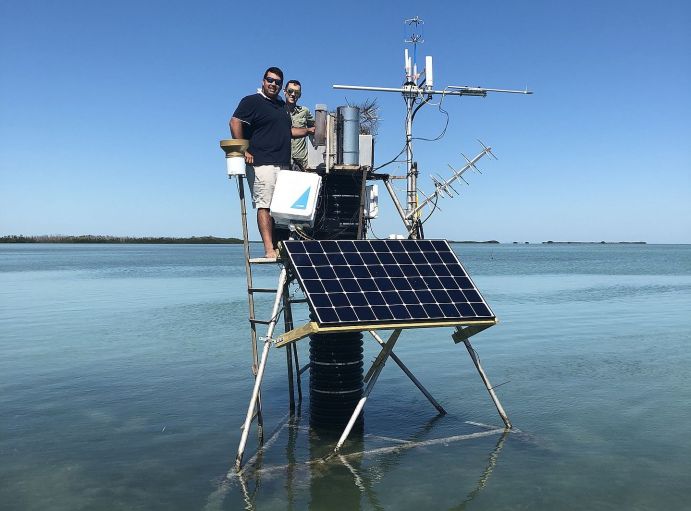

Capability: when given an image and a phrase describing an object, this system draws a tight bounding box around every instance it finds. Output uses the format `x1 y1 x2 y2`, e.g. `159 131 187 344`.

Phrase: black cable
412 96 450 142
373 93 416 172
418 190 440 227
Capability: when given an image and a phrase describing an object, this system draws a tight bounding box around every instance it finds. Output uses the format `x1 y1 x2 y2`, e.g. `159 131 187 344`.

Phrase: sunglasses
285 89 301 97
264 77 282 86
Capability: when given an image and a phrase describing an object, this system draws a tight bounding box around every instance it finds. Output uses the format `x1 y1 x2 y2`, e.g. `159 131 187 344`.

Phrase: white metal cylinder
226 156 247 176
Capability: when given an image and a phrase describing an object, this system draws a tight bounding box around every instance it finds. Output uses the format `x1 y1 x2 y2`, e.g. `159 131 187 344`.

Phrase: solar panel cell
323 280 344 293
291 253 312 266
389 304 412 319
359 279 378 292
351 265 371 278
309 253 329 266
371 306 394 320
440 303 459 317
464 289 482 302
335 307 357 323
457 303 475 316
368 265 387 278
329 293 350 307
354 306 376 321
385 265 404 278
304 280 325 294
311 293 332 308
334 266 354 279
391 278 413 291
423 303 444 317
377 252 396 265
319 308 339 323
329 253 348 266
299 266 319 279
375 278 395 292
364 292 385 306
348 292 368 306
341 279 361 293
471 303 492 316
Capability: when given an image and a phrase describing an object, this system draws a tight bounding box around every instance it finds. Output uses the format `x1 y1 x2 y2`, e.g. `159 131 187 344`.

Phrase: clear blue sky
1 0 689 243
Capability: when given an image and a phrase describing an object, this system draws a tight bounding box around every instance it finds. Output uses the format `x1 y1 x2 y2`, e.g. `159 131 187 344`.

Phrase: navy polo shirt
232 93 292 166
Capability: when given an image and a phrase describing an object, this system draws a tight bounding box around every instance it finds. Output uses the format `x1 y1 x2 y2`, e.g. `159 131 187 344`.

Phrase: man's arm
230 117 244 139
229 117 253 164
291 126 316 139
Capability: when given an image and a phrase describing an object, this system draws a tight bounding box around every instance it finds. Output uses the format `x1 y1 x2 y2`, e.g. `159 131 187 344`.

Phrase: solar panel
282 239 495 327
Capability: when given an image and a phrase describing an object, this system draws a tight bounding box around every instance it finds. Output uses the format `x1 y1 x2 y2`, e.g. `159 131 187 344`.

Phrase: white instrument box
270 170 322 226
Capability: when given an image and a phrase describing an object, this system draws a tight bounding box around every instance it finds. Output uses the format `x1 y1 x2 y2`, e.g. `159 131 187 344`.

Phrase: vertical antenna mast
333 16 532 238
403 16 424 229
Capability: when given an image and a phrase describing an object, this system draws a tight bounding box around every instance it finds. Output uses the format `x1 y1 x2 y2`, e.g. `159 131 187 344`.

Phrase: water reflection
309 427 365 511
447 430 509 511
210 413 512 510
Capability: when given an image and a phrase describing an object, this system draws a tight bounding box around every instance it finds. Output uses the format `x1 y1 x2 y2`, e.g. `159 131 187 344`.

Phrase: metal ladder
232 175 303 460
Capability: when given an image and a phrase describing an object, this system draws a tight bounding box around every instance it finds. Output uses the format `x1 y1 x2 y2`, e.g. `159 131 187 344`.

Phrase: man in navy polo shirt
230 67 292 259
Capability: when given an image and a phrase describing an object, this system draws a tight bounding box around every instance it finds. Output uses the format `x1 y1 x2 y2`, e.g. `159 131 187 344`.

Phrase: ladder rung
249 287 278 293
249 318 272 325
248 257 280 264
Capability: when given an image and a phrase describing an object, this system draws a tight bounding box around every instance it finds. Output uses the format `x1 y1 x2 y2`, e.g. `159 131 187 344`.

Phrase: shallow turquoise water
1 243 690 510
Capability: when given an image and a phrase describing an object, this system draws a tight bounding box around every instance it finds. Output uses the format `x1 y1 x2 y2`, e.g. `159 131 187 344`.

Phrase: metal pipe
382 178 411 230
334 329 402 453
292 343 303 402
283 286 295 413
237 177 258 372
338 106 360 165
368 331 446 415
236 269 288 471
236 176 264 435
334 84 532 95
405 97 415 223
325 113 332 173
236 337 271 471
462 339 512 429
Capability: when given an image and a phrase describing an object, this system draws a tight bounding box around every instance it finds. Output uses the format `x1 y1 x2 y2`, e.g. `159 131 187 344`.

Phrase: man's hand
244 151 254 165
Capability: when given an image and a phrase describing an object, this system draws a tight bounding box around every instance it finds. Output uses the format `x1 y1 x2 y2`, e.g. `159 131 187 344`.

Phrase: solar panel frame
283 239 495 327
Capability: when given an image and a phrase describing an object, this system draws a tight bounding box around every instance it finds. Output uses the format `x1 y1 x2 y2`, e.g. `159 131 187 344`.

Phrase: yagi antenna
406 143 494 221
332 16 532 237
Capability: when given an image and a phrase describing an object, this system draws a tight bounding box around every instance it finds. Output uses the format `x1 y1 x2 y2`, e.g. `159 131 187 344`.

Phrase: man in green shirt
284 80 315 170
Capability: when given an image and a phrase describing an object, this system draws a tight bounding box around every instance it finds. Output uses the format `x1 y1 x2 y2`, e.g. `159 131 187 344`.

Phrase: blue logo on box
291 187 311 210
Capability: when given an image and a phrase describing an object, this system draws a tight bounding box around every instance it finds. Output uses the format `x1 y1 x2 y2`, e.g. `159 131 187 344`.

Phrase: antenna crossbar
333 85 532 96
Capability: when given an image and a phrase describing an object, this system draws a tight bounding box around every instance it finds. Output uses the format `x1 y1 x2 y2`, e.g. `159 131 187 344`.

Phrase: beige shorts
246 164 288 209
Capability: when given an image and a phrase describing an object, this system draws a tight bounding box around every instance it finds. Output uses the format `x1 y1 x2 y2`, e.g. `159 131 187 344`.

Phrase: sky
1 0 689 243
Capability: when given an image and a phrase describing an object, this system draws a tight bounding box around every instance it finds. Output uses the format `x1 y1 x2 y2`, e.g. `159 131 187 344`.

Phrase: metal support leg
368 331 446 415
462 339 512 429
334 329 402 453
292 342 303 402
236 338 271 471
236 269 288 471
283 286 296 412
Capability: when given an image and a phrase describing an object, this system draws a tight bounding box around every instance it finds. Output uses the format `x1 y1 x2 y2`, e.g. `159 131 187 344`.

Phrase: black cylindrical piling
309 331 364 430
307 170 367 432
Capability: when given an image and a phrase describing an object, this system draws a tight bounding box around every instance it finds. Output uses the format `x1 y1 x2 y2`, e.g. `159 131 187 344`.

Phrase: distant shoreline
0 236 651 245
0 235 244 244
449 240 500 244
541 241 647 245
